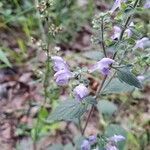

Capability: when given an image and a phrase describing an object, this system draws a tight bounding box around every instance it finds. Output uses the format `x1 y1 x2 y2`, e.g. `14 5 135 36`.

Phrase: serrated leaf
97 100 117 116
105 124 127 150
0 49 11 67
116 68 142 88
102 78 134 94
47 100 89 122
82 51 104 60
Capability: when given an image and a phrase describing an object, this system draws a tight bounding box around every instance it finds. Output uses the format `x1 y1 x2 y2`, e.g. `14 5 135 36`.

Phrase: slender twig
33 1 51 149
81 76 107 135
101 17 107 57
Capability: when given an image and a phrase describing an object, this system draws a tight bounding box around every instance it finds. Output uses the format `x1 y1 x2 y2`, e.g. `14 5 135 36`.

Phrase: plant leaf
116 68 142 88
0 49 11 67
102 78 134 94
47 100 89 122
97 100 117 116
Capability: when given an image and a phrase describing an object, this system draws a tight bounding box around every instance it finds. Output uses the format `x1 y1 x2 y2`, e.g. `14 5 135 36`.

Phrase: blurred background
0 0 149 149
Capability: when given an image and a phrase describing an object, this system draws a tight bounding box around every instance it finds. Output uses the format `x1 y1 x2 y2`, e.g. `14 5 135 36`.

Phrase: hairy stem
101 17 107 57
81 76 107 135
113 0 140 59
33 0 50 149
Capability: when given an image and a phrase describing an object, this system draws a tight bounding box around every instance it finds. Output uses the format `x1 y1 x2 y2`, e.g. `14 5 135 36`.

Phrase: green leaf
82 51 104 60
102 78 134 94
97 100 117 116
116 68 142 88
105 124 127 150
0 49 11 67
47 100 89 122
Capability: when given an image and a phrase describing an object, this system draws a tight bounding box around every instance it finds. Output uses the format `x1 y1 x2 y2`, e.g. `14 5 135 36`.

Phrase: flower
137 75 145 82
88 135 97 145
81 140 91 150
144 0 150 8
89 58 115 75
51 56 69 71
111 23 134 40
73 84 89 101
109 0 127 14
109 135 125 143
51 56 73 86
105 135 125 150
111 26 121 40
54 69 73 86
134 37 150 49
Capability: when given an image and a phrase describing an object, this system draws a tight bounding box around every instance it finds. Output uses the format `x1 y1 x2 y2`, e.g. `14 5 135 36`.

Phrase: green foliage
102 78 134 94
0 49 12 67
41 0 94 44
47 99 90 123
97 100 118 116
116 67 142 88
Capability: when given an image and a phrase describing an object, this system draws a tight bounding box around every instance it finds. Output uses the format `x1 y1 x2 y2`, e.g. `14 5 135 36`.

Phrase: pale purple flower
137 75 145 82
144 0 150 8
89 58 115 75
51 56 69 71
88 135 97 145
111 23 134 40
110 0 127 14
54 70 73 86
81 140 91 150
73 84 89 101
134 37 150 49
106 135 125 150
111 26 121 40
109 135 125 143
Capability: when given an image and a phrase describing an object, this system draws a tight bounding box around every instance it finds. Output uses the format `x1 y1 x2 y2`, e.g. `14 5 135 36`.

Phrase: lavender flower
105 135 125 150
134 37 150 49
137 75 145 82
88 135 97 145
81 140 91 150
51 56 69 71
111 23 134 40
109 135 125 143
110 0 127 14
89 58 115 75
111 26 121 40
54 69 73 86
144 0 150 8
73 84 89 101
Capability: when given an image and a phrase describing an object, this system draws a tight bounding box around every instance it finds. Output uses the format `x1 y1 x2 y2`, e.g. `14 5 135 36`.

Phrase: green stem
101 17 107 57
113 0 140 59
81 76 107 135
